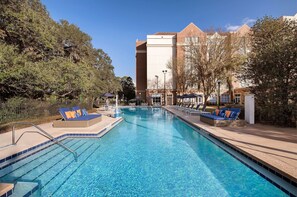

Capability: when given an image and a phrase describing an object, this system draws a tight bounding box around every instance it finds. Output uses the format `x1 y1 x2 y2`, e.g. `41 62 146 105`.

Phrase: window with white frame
198 96 203 104
185 36 199 44
234 94 241 104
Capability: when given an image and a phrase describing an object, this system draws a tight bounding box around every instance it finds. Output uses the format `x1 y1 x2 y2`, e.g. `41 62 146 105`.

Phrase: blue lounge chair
54 107 102 127
200 108 241 126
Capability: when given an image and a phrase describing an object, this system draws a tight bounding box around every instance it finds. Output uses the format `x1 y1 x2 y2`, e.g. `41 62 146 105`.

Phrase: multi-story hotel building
281 13 297 21
136 23 250 105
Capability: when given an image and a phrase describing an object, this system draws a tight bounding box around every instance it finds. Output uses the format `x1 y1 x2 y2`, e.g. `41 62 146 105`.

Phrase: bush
0 97 93 125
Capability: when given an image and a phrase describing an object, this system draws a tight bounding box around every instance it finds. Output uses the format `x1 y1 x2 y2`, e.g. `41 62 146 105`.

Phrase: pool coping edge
164 107 297 197
0 117 123 170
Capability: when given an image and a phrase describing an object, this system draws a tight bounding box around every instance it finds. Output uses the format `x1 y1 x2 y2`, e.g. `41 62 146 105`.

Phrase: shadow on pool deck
164 106 297 184
222 125 297 144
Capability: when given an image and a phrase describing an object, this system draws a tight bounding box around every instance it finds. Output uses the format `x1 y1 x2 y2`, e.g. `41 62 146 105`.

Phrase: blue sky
41 0 296 80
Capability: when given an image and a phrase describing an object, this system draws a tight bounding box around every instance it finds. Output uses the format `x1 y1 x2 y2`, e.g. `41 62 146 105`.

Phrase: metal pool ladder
12 122 78 161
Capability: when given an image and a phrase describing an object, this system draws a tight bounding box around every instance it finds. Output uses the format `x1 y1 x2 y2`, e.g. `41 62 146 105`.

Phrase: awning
187 93 203 98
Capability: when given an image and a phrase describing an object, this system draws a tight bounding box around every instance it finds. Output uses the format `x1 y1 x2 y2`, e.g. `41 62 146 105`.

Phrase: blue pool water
0 107 288 196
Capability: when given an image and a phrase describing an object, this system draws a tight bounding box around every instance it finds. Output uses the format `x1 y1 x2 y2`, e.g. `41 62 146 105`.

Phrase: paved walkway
165 106 297 183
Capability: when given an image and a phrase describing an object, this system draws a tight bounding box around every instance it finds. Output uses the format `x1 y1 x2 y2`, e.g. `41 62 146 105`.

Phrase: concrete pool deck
165 106 297 184
0 115 122 162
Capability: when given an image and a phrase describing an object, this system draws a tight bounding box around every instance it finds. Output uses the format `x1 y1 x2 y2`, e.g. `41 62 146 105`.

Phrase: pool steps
0 118 123 196
0 138 101 196
0 117 123 168
10 182 39 197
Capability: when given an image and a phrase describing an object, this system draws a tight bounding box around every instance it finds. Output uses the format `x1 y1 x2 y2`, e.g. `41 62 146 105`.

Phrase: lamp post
217 80 221 109
155 75 159 93
162 70 167 105
138 92 142 106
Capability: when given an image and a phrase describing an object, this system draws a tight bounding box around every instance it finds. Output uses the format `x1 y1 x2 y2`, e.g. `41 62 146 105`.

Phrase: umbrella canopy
187 93 196 98
102 93 114 98
182 94 190 98
187 93 203 98
176 95 184 99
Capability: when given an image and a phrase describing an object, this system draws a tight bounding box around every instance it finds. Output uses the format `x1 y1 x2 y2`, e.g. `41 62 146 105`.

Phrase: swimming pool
0 107 289 196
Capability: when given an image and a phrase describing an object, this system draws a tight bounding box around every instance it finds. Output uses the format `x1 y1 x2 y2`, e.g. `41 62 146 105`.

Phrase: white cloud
225 25 241 31
242 17 256 25
225 17 256 31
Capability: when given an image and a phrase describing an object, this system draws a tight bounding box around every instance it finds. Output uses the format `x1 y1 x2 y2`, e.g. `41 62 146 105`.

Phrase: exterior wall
135 41 147 101
175 23 206 95
281 13 297 21
234 87 250 105
135 22 251 105
176 23 206 61
145 35 177 105
146 35 176 91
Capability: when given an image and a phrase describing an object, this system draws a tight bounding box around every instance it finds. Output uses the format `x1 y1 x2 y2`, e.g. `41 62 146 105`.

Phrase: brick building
135 23 250 105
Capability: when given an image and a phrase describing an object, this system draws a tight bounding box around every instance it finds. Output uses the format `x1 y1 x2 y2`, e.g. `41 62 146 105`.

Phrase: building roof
154 32 177 35
136 40 147 50
236 24 251 34
179 22 203 33
206 32 229 36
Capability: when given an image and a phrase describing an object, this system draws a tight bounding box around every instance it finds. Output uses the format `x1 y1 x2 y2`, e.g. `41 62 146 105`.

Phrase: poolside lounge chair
53 106 102 128
173 103 182 109
200 108 243 127
181 104 194 112
184 104 198 113
185 104 200 113
175 103 185 110
188 104 210 116
178 104 190 111
176 103 186 110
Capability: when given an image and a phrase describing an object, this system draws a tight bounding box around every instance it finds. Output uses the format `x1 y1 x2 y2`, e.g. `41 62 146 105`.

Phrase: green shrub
0 97 93 125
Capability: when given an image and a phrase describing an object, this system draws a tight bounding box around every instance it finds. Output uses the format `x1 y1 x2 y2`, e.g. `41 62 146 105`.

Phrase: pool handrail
11 122 78 161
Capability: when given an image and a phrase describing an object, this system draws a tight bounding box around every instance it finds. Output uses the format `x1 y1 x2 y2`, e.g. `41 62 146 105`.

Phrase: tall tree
241 16 297 126
58 20 94 63
167 57 193 94
118 76 135 102
93 49 121 94
185 32 245 110
0 0 121 102
0 0 62 61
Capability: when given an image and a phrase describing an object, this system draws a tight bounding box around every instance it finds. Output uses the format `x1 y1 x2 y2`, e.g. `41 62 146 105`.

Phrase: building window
234 94 241 104
197 96 203 104
221 94 229 103
152 94 161 106
185 36 199 44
